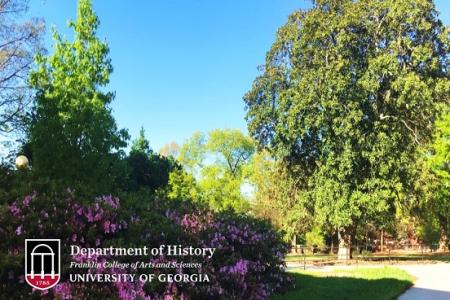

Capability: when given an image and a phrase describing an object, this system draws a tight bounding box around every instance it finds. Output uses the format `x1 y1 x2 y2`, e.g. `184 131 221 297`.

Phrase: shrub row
0 189 291 299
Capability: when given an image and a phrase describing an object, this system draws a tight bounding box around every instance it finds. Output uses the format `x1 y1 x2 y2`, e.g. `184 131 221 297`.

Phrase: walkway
397 263 450 300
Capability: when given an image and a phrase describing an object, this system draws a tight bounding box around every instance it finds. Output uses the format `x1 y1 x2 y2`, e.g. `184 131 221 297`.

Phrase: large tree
26 0 128 192
427 110 450 250
0 0 43 134
245 0 449 258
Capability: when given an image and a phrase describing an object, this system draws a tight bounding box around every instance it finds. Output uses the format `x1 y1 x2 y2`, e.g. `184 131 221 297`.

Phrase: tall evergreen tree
127 128 179 192
27 0 128 191
245 0 449 258
131 127 151 154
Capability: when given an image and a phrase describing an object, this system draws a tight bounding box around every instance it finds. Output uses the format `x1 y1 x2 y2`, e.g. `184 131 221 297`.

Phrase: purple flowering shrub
166 210 292 299
0 190 291 299
111 206 292 299
0 189 126 298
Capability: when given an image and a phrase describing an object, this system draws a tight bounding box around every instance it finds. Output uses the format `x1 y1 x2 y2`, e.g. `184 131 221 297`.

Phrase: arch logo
25 239 61 290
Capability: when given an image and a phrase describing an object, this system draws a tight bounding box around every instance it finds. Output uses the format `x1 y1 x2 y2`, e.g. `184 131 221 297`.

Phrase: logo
25 239 61 290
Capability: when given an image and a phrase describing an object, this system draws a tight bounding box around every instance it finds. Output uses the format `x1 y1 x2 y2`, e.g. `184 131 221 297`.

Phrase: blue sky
28 0 450 152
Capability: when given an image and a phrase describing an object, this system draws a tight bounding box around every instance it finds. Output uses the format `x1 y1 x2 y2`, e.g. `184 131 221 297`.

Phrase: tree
167 168 200 201
176 129 255 212
427 110 450 250
0 0 44 134
417 213 441 247
26 0 128 192
245 0 449 259
127 128 179 192
159 141 180 158
207 129 255 177
178 131 206 173
247 151 312 244
131 127 150 154
199 164 248 211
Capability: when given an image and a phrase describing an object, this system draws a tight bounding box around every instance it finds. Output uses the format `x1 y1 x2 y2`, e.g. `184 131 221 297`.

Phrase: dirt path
397 263 450 300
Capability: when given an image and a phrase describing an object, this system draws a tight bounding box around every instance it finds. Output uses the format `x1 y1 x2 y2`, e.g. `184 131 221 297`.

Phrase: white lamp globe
15 155 29 170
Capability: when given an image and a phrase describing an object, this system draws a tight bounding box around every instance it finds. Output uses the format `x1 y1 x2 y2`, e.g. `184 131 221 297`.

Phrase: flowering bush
0 189 291 299
169 210 292 299
0 189 126 298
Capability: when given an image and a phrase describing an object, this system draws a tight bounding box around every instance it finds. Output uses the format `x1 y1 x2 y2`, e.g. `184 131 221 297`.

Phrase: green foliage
199 165 248 211
428 110 450 202
127 128 179 192
0 163 14 202
131 126 151 154
417 214 441 246
245 0 449 245
174 129 255 212
167 168 200 202
178 131 206 172
247 151 311 241
425 110 450 247
207 129 255 177
26 0 129 194
305 226 325 248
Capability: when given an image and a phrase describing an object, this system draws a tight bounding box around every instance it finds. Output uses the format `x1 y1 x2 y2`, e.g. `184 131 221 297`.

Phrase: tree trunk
438 224 448 252
291 235 297 253
436 215 449 252
338 229 352 260
380 229 384 253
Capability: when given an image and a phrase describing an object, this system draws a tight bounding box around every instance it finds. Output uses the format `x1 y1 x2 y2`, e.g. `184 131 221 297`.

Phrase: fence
287 244 448 270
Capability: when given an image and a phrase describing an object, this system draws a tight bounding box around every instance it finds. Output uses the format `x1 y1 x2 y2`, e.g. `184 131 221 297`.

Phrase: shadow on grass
272 272 413 300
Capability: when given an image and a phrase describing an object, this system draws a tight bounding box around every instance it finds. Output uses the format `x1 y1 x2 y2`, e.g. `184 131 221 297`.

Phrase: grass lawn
272 267 414 300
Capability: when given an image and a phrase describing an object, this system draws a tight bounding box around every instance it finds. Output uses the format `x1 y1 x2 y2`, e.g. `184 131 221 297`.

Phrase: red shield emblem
25 239 61 290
